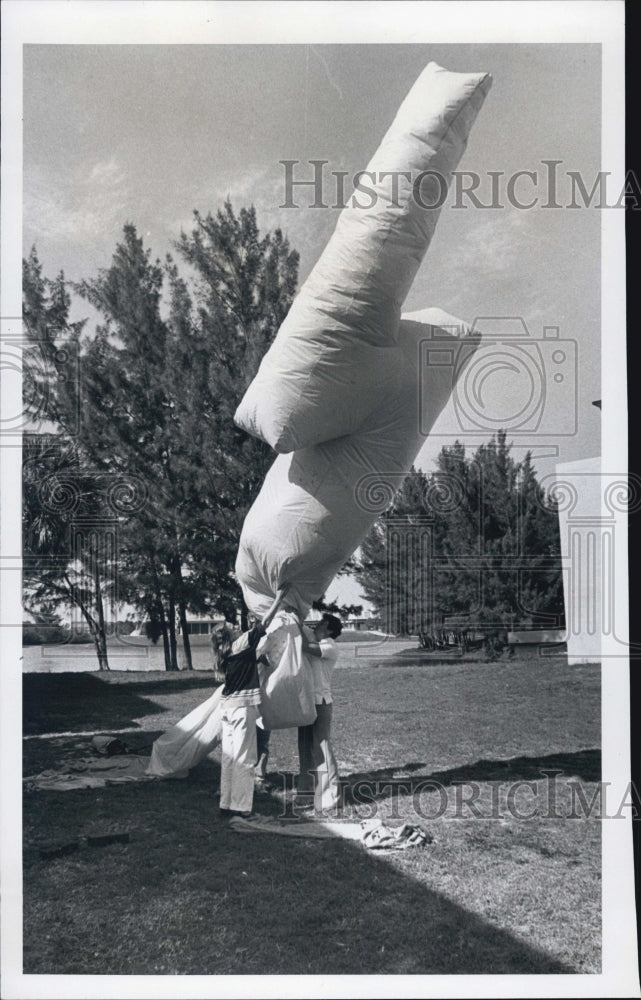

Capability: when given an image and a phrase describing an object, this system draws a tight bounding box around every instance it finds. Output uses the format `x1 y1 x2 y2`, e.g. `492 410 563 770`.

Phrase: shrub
22 624 68 645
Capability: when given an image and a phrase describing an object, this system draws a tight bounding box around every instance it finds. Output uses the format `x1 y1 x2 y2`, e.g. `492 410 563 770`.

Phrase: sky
22 42 604 610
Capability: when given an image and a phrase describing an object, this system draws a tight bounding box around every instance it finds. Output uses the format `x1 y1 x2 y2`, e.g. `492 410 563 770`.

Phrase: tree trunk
151 565 172 670
94 629 110 670
158 603 171 669
64 570 110 671
168 591 179 670
177 598 193 670
92 547 110 670
71 593 110 671
171 558 193 670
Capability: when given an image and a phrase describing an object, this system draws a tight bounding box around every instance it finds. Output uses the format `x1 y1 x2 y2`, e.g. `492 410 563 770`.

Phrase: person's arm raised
260 583 292 630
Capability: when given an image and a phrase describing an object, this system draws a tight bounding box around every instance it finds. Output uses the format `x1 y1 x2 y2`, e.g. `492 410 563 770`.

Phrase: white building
554 456 602 664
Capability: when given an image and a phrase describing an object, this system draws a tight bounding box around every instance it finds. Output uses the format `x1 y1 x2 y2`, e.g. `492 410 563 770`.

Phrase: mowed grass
22 655 601 975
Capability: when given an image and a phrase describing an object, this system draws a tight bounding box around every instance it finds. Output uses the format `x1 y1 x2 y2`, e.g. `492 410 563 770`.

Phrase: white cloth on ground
229 814 432 850
24 755 155 791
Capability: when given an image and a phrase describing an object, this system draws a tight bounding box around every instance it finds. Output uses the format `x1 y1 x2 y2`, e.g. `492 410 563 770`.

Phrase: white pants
298 701 340 813
220 701 260 814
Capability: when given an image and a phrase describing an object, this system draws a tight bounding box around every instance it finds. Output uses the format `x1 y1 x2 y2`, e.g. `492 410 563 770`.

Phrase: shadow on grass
340 748 601 805
23 761 577 975
22 673 182 735
104 676 220 696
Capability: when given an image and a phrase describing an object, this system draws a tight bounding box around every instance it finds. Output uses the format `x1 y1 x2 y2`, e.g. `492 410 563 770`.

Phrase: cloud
86 157 127 188
453 206 533 276
173 164 275 233
173 164 338 281
24 157 130 249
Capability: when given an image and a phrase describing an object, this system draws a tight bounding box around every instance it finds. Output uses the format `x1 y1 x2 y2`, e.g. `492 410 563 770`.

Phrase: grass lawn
22 654 601 975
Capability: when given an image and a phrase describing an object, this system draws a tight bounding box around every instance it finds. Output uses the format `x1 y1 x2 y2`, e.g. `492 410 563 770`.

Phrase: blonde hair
212 624 234 666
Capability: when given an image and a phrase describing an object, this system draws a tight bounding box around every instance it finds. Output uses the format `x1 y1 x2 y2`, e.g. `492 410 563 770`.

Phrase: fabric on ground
23 728 146 741
24 755 155 791
228 814 432 850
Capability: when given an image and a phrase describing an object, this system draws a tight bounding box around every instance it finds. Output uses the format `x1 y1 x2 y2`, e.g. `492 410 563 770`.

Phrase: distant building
178 614 227 636
131 614 227 637
343 616 382 632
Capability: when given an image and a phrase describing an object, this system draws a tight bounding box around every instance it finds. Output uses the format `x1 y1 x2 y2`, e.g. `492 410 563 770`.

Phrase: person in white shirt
296 613 343 814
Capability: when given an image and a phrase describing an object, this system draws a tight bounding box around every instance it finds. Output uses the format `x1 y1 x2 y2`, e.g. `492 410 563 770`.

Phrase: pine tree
23 204 300 666
357 468 432 633
22 256 116 669
174 202 299 628
74 225 185 667
353 435 564 643
515 451 565 628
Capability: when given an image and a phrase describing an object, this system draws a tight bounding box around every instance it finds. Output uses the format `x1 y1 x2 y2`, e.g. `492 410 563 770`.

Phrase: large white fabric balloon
235 62 491 453
236 309 480 617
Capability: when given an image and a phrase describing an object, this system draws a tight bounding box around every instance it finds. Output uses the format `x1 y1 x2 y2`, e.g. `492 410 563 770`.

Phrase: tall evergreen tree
354 434 564 639
22 256 117 669
73 225 187 667
174 202 299 628
23 204 300 666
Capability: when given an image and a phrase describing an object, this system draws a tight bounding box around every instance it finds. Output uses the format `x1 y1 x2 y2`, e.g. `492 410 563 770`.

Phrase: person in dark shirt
221 624 265 699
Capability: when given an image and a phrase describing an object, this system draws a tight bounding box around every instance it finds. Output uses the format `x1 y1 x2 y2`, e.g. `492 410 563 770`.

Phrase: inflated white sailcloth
235 62 491 618
149 63 491 773
237 309 480 618
235 62 491 454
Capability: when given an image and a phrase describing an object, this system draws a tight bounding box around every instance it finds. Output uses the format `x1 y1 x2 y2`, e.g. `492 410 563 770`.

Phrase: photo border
1 3 633 998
